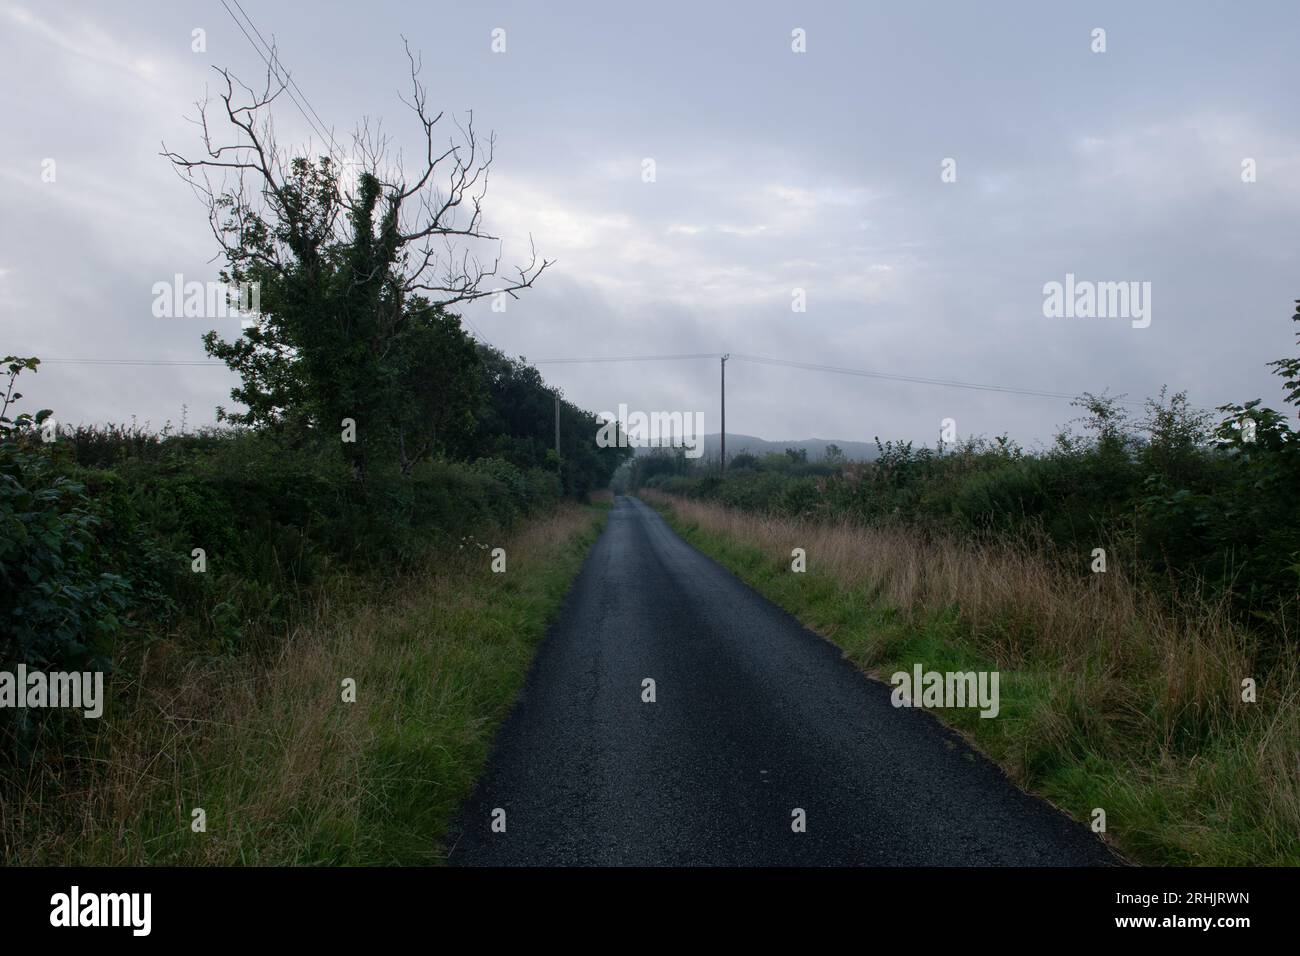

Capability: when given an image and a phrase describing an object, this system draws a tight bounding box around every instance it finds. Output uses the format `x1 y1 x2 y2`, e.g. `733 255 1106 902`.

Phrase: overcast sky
2 1 1297 449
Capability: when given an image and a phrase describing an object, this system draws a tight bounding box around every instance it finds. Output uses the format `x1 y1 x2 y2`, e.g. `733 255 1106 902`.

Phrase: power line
40 359 226 367
33 351 1209 409
528 351 1162 408
531 353 722 365
460 315 489 342
731 353 1089 403
730 353 1221 410
36 351 721 369
225 0 341 159
217 0 342 164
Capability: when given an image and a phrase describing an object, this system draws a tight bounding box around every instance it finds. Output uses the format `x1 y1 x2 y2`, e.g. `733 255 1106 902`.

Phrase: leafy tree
471 345 630 495
389 299 484 470
1138 386 1214 487
163 46 549 478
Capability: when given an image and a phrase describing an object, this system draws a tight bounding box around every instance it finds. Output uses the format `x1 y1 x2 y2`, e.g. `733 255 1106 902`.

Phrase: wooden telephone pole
720 354 730 472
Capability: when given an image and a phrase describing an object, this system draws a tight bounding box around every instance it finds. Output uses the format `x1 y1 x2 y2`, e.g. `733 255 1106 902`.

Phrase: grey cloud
3 0 1297 447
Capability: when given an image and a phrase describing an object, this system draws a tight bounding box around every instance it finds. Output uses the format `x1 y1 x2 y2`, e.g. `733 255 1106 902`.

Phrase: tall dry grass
1 504 600 865
643 489 1300 864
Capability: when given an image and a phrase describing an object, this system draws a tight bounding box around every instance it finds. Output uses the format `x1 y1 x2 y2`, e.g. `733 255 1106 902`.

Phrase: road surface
446 495 1116 866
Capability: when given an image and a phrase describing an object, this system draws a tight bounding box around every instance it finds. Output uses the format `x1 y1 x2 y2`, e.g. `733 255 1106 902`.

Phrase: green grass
354 508 606 864
2 504 607 866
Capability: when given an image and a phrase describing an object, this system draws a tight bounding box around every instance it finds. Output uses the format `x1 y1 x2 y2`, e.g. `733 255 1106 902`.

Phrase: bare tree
161 39 549 310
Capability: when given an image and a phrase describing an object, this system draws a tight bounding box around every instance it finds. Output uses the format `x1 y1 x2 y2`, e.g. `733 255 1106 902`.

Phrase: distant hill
633 433 879 462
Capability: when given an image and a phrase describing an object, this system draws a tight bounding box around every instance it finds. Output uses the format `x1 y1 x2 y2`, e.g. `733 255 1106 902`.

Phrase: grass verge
1 502 606 865
643 490 1300 867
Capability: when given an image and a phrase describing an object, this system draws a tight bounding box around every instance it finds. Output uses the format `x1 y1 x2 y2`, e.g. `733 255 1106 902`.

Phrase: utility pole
720 353 730 473
554 392 562 481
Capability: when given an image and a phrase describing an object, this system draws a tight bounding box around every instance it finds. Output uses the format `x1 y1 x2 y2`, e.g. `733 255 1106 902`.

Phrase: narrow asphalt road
446 495 1116 866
